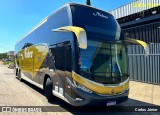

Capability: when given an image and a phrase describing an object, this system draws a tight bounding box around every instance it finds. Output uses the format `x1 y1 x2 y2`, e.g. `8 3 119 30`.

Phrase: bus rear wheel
18 69 22 82
45 78 53 102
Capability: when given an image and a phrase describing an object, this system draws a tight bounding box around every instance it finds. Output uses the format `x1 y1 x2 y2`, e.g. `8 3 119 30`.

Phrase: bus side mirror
52 26 87 49
125 38 149 56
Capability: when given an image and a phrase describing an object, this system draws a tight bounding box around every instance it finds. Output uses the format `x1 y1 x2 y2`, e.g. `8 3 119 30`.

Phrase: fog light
76 98 83 101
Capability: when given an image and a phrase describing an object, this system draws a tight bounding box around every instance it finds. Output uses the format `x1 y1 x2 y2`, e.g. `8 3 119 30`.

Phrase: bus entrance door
51 41 72 97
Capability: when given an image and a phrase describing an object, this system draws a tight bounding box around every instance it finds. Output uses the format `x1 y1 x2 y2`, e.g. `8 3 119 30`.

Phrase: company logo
2 107 11 112
24 48 33 59
93 12 108 19
20 48 33 60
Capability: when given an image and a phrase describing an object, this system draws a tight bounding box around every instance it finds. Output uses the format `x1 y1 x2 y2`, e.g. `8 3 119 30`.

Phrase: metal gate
128 43 160 84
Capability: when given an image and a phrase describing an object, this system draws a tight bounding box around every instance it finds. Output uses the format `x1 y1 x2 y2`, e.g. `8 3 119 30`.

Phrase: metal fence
109 0 160 84
123 21 160 84
123 22 160 43
128 43 160 84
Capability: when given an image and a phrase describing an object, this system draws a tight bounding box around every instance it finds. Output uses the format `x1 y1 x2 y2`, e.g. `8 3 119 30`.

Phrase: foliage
0 53 8 60
3 62 10 65
3 62 13 65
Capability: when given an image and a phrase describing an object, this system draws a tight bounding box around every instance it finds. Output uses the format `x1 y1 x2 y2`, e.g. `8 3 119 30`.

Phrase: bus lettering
24 48 33 58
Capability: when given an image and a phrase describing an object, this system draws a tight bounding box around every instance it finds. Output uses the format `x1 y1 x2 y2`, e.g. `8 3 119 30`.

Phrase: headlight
73 80 92 93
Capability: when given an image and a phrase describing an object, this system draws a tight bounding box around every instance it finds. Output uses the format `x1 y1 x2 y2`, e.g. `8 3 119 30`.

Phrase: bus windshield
78 40 128 84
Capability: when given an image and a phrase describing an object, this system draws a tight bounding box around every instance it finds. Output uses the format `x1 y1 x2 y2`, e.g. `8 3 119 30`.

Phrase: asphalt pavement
0 62 159 115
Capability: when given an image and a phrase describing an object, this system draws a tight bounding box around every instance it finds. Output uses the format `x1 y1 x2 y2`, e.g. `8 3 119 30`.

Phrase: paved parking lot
128 81 160 106
0 62 159 114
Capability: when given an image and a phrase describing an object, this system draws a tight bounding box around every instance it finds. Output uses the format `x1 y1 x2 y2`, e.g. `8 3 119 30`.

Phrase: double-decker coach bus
14 3 148 106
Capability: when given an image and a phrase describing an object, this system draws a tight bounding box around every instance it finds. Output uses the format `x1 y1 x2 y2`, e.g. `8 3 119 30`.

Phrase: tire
45 78 53 102
14 68 18 76
17 69 22 82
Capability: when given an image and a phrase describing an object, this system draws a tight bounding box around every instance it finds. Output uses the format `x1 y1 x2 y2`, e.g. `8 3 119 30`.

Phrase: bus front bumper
65 79 129 106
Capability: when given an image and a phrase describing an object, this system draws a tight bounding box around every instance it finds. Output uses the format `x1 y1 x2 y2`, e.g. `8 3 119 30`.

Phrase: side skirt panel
21 72 43 89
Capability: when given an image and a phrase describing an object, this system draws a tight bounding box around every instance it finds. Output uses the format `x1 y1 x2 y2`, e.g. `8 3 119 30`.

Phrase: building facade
109 0 160 84
7 51 14 61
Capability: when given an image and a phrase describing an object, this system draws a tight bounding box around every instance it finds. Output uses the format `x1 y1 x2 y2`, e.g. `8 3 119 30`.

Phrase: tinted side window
65 44 72 71
55 45 65 71
54 42 72 71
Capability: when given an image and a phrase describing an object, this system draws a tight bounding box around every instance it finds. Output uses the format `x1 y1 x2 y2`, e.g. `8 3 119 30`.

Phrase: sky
0 0 135 53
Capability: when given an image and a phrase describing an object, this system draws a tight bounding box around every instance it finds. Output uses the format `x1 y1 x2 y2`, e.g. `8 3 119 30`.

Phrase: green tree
0 53 8 60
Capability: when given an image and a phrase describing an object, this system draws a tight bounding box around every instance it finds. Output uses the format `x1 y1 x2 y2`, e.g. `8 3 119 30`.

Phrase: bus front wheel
45 78 53 102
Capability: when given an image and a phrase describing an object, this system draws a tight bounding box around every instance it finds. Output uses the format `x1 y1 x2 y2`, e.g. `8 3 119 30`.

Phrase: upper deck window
71 5 120 40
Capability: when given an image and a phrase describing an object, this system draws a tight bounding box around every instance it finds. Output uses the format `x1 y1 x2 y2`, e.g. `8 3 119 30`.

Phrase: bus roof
16 3 112 44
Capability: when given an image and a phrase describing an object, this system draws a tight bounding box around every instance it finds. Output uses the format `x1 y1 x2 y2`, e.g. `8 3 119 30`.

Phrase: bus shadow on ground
19 77 159 114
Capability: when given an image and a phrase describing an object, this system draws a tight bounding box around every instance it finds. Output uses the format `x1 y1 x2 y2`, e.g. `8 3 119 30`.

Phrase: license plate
107 101 116 106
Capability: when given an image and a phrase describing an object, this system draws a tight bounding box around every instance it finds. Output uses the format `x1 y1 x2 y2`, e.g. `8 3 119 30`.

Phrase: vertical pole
86 0 91 6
